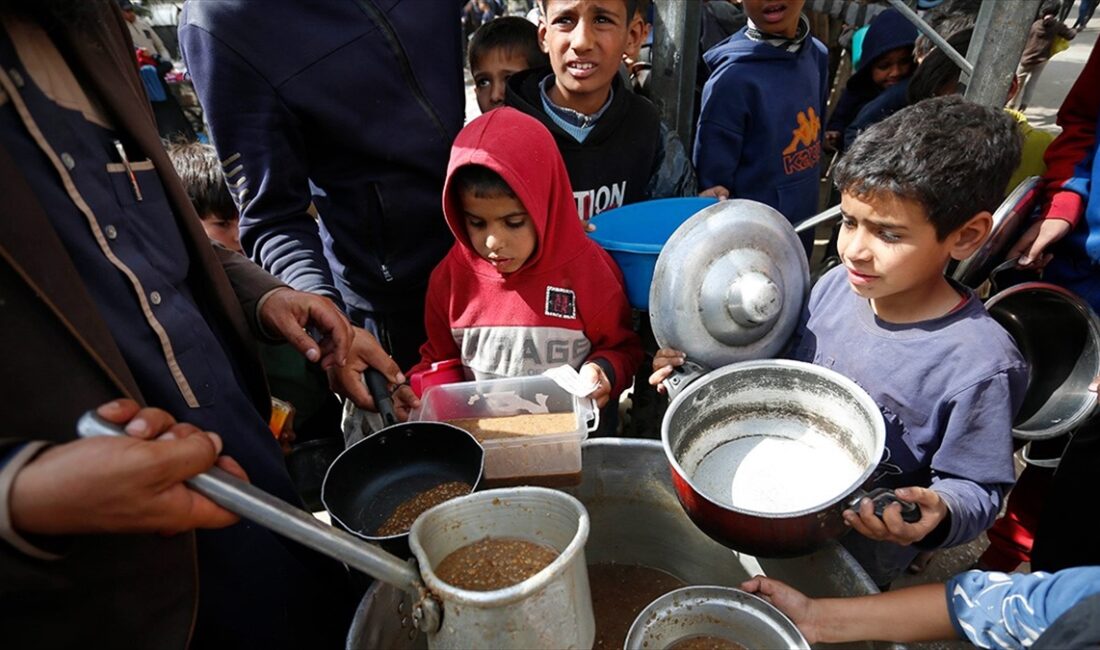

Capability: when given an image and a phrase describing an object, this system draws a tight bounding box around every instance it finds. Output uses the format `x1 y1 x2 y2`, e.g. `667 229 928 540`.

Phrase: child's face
870 47 913 89
837 191 983 315
460 190 537 274
539 0 643 114
737 0 805 39
201 213 243 254
473 48 531 113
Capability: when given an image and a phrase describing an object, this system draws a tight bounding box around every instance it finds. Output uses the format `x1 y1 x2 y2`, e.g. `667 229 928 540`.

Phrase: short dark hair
906 28 972 104
539 0 640 24
451 164 516 199
468 16 548 72
834 95 1021 240
1040 0 1062 17
166 141 237 222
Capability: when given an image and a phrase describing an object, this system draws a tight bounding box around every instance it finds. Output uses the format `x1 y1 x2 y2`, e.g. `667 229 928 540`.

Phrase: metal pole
650 0 702 148
964 0 1042 107
885 0 973 76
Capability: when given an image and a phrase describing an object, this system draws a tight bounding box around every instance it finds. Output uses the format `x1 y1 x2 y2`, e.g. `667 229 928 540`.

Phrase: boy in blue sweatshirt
655 97 1028 587
694 0 828 232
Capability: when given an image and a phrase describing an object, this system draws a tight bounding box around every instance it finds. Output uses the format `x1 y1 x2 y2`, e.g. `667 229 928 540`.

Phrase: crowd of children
168 0 1099 646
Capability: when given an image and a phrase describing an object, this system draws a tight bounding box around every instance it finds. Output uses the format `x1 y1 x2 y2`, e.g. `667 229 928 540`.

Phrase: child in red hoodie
409 108 642 410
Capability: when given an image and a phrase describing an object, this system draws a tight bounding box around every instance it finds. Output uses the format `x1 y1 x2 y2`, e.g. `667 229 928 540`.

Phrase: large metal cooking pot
662 360 917 558
347 439 890 650
986 282 1100 441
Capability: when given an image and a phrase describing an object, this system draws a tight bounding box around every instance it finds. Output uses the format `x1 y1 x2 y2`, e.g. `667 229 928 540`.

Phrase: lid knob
727 271 782 327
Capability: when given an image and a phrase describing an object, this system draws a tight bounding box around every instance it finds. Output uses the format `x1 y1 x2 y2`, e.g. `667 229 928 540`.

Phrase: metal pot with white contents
662 360 918 558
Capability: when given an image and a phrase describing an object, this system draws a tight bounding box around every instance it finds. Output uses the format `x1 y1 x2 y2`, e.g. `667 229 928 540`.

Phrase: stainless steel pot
347 439 891 650
625 586 810 649
986 282 1100 440
409 488 594 649
662 360 897 558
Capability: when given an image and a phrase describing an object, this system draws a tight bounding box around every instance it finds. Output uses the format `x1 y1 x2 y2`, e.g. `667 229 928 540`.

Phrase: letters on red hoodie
409 108 642 397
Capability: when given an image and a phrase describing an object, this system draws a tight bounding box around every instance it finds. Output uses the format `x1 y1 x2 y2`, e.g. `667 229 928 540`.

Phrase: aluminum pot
408 487 594 649
662 360 898 558
625 586 810 649
347 439 889 650
985 282 1100 441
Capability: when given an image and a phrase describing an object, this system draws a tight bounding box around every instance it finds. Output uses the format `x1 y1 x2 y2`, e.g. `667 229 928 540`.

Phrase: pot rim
985 281 1100 439
625 585 811 650
408 486 591 607
661 359 886 518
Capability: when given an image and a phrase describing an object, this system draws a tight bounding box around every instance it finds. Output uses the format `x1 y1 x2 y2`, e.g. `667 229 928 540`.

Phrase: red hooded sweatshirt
409 108 642 397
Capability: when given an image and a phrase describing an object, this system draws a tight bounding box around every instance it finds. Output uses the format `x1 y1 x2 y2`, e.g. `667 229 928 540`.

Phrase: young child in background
654 97 1028 587
1008 0 1076 112
505 0 696 224
166 141 343 448
693 0 828 236
469 16 549 114
742 565 1100 648
409 108 642 412
166 141 243 254
825 8 916 153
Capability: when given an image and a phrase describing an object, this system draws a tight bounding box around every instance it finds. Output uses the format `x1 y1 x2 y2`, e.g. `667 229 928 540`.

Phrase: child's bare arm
742 576 955 644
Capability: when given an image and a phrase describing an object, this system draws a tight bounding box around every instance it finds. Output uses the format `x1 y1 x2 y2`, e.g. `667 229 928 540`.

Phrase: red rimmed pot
661 360 912 558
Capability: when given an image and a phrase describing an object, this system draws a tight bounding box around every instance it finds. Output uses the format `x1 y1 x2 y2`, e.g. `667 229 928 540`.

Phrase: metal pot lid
649 199 809 367
952 175 1041 289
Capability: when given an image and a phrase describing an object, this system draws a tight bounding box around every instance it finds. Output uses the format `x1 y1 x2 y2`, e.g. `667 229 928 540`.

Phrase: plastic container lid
411 376 596 486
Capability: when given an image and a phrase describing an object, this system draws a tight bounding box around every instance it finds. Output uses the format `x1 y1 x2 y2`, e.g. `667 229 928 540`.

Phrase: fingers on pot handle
662 360 711 401
848 487 922 524
364 368 398 427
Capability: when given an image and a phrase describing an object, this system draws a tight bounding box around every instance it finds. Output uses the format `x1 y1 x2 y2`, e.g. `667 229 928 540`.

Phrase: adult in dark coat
0 1 404 647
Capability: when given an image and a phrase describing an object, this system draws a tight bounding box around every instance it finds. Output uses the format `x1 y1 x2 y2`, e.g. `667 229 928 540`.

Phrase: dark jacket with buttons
0 3 282 647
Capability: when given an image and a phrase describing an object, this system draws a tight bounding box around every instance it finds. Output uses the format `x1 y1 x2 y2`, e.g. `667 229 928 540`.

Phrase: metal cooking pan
322 370 484 557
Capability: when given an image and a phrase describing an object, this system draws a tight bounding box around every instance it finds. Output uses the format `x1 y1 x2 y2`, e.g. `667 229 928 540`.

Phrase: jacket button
8 69 23 88
104 225 118 240
149 291 162 305
60 152 75 170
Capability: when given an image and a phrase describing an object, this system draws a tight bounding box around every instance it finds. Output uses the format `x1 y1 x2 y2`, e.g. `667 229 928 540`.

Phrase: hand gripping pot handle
661 360 711 401
847 487 922 524
75 411 443 632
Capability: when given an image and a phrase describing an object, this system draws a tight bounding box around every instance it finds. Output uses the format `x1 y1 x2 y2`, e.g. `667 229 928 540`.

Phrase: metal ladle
76 411 444 633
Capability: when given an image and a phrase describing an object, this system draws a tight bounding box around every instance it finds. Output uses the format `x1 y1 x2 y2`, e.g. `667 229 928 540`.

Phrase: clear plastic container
411 376 597 487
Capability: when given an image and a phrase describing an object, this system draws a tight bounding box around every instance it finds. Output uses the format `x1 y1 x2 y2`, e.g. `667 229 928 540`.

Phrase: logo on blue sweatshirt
782 107 822 176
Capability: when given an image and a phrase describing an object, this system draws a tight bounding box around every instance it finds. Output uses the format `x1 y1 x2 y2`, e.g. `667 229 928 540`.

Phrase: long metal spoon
76 411 442 632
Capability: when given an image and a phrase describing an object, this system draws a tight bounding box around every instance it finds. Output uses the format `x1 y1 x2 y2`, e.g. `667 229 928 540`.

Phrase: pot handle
847 487 922 524
662 360 711 401
75 410 440 628
364 368 398 427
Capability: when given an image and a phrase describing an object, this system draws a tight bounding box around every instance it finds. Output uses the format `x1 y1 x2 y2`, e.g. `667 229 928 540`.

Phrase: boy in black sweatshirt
505 0 697 225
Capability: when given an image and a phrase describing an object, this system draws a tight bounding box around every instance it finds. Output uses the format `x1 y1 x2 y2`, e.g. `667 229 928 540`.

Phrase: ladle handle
75 411 423 595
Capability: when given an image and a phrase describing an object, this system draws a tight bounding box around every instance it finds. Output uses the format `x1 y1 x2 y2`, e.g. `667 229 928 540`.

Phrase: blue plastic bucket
589 197 718 311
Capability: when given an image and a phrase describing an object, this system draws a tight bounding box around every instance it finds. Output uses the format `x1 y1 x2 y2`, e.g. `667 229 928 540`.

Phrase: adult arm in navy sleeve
179 21 344 309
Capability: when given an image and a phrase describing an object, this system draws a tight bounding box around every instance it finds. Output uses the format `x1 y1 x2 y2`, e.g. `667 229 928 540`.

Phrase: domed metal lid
649 200 810 367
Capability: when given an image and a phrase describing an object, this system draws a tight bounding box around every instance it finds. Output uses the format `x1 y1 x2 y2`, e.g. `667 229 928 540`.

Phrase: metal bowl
986 282 1100 440
625 586 809 649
